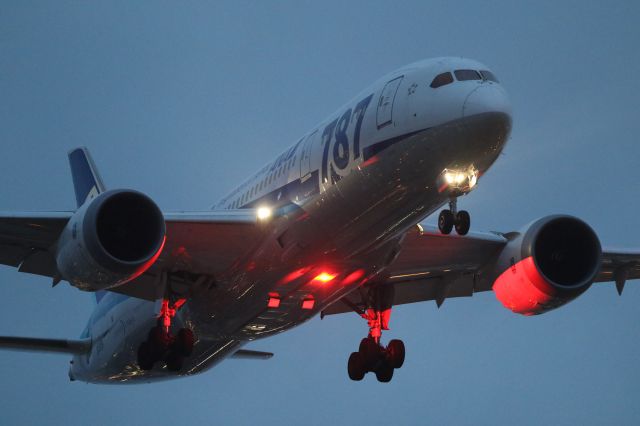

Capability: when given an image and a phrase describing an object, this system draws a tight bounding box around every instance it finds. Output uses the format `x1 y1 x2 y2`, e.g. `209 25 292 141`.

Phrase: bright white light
444 173 455 184
256 206 272 221
455 173 465 184
469 174 477 188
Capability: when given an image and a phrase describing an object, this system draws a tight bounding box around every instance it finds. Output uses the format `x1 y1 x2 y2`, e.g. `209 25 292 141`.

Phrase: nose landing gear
137 297 195 372
438 198 470 235
347 285 405 383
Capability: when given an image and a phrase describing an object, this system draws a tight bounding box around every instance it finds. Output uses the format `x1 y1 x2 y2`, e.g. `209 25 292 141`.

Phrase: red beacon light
301 297 315 310
313 272 337 284
267 292 281 309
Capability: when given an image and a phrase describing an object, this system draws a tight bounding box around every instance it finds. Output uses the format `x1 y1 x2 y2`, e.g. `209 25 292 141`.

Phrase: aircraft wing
110 210 268 300
322 224 640 316
596 249 640 294
0 210 267 300
0 211 72 278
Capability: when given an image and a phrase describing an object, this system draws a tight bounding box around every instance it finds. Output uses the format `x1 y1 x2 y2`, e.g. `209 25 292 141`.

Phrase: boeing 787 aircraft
0 57 638 383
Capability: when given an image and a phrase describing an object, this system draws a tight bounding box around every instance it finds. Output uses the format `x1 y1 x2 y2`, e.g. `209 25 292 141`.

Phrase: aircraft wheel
166 350 184 372
137 342 155 371
438 210 454 234
455 210 471 235
176 328 195 357
148 325 171 350
348 352 366 381
358 337 379 370
387 339 405 369
375 362 394 383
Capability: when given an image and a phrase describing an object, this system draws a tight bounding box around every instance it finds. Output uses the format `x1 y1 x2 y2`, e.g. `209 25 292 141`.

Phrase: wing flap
18 249 59 277
0 243 31 267
323 225 506 316
386 224 507 278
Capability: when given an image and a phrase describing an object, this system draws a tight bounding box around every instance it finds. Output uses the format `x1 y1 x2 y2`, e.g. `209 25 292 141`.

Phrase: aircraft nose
462 84 512 118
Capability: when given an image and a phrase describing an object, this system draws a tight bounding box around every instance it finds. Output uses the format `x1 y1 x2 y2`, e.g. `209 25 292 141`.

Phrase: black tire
165 351 184 372
438 210 454 234
176 328 195 357
455 210 471 235
358 337 379 370
375 362 394 383
148 325 170 349
387 339 405 369
348 352 366 381
137 342 155 371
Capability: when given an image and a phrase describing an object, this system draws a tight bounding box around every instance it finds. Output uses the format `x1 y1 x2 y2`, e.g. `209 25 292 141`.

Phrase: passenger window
430 72 454 88
454 69 482 81
480 70 499 83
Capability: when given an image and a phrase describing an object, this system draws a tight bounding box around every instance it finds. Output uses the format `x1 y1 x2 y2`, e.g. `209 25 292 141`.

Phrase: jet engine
491 215 601 316
55 189 166 291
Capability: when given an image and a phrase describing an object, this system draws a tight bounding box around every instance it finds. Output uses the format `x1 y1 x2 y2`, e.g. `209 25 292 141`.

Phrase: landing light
440 167 479 194
444 173 455 184
256 206 272 221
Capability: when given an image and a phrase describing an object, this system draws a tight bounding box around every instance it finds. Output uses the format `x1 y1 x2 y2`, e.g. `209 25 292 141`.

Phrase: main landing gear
137 298 195 372
438 197 470 235
347 285 405 383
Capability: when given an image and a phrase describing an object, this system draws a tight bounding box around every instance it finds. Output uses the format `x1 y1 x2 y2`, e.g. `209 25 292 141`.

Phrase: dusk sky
1 2 638 425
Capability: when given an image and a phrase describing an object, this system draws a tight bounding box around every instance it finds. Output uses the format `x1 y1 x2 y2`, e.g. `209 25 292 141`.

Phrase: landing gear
346 285 405 383
136 297 195 372
438 198 470 235
438 210 454 234
347 352 366 381
454 210 470 235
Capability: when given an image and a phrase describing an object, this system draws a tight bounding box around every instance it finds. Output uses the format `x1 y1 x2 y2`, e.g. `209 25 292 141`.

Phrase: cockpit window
454 69 482 81
430 72 454 89
480 70 499 83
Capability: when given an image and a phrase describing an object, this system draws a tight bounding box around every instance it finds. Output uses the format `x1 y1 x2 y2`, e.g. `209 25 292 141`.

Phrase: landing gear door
376 76 404 129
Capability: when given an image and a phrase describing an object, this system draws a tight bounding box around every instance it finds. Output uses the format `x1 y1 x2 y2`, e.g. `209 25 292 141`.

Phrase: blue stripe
68 148 99 207
241 170 320 209
237 128 426 211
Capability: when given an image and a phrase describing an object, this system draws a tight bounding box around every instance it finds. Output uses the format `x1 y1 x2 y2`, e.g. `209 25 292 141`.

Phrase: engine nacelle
491 215 601 316
56 189 166 291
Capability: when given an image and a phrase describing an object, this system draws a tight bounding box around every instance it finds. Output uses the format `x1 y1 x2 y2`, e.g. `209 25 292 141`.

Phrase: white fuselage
70 57 512 383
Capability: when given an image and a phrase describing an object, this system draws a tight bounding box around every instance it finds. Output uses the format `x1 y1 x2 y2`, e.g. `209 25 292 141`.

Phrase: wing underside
322 224 640 316
0 210 266 300
1 213 638 306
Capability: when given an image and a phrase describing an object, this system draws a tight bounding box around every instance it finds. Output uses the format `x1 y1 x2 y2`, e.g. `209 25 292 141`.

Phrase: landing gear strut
438 198 470 235
347 285 405 383
137 297 195 372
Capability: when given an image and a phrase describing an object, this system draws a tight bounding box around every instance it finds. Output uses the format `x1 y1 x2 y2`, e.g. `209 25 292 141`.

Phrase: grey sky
1 1 639 425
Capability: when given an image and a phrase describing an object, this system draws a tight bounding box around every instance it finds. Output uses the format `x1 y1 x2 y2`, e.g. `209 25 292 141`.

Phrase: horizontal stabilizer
0 336 91 354
231 349 273 360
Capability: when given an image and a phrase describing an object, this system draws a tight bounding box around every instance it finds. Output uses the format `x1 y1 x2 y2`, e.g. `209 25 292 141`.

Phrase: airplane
0 57 638 384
